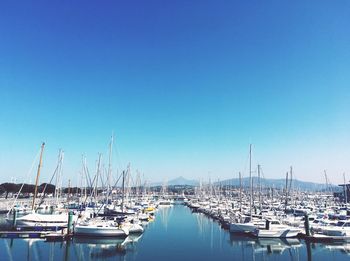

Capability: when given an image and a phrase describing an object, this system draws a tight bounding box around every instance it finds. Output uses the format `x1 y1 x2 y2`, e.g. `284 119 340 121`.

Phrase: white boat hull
12 213 74 228
229 223 257 233
256 228 301 238
74 225 129 237
321 227 350 237
128 224 144 234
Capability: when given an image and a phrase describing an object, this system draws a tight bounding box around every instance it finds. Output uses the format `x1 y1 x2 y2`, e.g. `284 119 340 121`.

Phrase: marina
1 1 349 260
0 142 349 261
1 205 350 260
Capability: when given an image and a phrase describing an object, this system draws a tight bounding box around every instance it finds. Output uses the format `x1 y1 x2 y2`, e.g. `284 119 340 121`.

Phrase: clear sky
0 1 349 185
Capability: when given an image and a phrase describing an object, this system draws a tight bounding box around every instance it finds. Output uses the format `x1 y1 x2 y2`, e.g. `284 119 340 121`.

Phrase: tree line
0 183 196 199
0 183 101 198
0 182 55 199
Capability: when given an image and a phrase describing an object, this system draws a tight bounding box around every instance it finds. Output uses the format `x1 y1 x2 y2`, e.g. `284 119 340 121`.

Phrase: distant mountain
150 176 339 191
151 176 199 187
215 177 339 191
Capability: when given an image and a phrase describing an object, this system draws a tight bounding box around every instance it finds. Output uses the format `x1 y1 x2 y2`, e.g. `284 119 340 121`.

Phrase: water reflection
229 233 350 261
71 234 143 260
230 234 303 260
255 238 302 254
23 238 43 261
158 205 173 230
2 207 350 261
84 242 127 259
73 237 127 246
0 234 144 261
323 242 350 255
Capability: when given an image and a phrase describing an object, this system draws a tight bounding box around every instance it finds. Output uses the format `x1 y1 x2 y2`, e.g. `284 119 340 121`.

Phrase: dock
0 230 51 239
303 233 350 242
0 229 70 241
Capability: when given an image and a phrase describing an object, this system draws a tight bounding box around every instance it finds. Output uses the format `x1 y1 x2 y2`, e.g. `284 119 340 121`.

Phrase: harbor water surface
0 205 349 261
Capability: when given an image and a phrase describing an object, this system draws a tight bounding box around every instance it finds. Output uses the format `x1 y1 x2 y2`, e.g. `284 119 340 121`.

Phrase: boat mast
67 179 71 203
106 134 114 205
324 170 329 194
344 173 348 205
32 142 45 211
95 154 102 202
258 164 261 214
55 150 64 206
289 166 293 206
126 164 131 206
249 144 252 221
239 172 242 213
121 170 125 213
284 171 289 213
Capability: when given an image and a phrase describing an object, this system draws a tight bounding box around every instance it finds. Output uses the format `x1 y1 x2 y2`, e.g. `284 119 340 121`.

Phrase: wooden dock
0 230 50 239
0 229 69 241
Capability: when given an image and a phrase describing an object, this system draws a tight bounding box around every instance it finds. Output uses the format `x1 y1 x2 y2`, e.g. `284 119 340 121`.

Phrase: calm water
0 205 350 261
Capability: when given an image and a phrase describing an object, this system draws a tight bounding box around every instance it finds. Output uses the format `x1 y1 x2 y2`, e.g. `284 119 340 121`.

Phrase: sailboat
75 137 131 237
251 167 301 238
229 144 258 234
74 217 129 237
15 212 73 229
9 143 77 230
254 219 301 238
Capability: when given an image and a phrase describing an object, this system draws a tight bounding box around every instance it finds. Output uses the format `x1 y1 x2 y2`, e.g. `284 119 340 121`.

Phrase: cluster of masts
2 140 350 243
186 144 350 241
3 138 173 239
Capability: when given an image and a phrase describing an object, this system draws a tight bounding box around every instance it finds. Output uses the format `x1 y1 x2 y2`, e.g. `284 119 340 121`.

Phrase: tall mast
284 171 289 212
98 154 102 198
344 173 348 205
324 170 329 193
55 150 64 206
209 176 212 198
125 164 131 206
239 172 242 213
107 134 114 204
67 179 71 203
84 160 87 199
93 154 102 203
32 142 45 211
290 166 293 206
258 164 261 214
121 170 125 213
249 144 252 220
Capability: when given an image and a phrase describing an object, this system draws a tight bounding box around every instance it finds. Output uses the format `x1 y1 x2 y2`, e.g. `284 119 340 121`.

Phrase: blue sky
0 1 349 185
